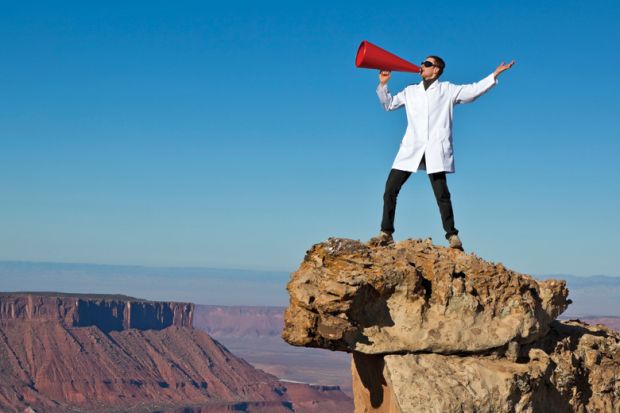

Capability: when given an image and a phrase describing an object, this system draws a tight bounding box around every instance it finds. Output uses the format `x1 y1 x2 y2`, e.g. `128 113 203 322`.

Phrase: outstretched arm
376 70 406 111
451 60 515 104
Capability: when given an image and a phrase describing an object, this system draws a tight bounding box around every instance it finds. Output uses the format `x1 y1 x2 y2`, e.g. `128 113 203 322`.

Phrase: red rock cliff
0 292 193 332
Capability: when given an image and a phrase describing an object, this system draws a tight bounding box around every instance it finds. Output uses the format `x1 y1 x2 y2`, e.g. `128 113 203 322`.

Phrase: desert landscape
0 292 352 412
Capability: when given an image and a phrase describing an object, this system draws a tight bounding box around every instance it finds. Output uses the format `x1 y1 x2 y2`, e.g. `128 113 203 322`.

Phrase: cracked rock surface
282 237 569 354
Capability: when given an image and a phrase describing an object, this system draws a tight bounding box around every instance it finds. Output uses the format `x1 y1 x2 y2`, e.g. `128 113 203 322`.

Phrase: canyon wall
0 292 193 332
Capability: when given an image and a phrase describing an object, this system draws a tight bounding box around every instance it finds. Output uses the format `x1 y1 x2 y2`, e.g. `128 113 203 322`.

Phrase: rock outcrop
283 238 569 354
283 238 620 413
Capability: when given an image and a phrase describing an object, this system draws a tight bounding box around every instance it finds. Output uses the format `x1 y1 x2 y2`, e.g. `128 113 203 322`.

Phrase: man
370 56 515 249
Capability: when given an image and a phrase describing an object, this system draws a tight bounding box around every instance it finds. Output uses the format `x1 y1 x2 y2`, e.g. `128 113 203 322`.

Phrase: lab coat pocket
437 127 453 161
435 127 451 142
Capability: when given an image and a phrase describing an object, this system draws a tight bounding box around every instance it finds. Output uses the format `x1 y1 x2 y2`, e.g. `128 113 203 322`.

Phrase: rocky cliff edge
283 238 569 354
282 238 620 412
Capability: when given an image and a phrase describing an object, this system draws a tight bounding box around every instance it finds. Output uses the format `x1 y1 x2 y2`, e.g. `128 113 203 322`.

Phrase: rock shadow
353 352 389 408
347 284 395 329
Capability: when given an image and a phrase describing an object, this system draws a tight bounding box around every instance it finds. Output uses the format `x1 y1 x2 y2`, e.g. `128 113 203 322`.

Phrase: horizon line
0 258 294 274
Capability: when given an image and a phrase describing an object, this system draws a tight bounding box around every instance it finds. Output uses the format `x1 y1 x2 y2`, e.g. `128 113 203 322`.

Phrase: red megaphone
355 40 420 73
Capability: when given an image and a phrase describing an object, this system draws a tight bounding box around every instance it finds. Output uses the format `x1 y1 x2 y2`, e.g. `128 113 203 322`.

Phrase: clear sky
1 0 619 277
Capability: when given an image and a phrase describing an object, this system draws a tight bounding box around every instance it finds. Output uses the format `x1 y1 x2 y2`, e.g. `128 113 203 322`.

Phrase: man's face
420 56 440 80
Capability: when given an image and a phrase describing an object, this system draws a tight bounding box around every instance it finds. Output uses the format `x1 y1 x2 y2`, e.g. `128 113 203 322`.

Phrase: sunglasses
420 61 436 68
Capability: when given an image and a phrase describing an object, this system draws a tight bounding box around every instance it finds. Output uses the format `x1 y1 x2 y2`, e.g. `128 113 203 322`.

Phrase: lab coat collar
427 78 439 91
421 77 439 91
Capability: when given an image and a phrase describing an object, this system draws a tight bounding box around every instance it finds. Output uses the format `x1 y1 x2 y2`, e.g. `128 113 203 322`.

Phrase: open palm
494 60 515 77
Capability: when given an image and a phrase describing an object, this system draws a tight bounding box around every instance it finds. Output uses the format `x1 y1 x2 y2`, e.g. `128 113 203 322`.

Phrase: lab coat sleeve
376 83 406 111
450 73 498 105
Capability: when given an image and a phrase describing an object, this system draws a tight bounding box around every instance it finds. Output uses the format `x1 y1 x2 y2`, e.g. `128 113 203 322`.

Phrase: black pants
381 168 458 239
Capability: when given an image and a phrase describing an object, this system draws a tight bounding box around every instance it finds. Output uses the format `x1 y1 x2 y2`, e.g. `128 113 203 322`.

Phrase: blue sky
1 0 619 277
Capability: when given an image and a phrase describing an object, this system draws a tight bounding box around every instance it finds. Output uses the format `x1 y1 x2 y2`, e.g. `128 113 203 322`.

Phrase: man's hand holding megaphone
379 70 391 85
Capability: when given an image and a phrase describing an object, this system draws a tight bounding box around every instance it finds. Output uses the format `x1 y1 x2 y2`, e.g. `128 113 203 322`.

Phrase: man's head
420 55 445 80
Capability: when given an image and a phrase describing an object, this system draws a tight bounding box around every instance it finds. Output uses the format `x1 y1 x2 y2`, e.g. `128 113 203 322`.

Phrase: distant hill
558 315 620 332
194 305 353 396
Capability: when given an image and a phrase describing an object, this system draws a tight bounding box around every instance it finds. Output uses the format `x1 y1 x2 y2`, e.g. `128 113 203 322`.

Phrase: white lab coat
376 73 498 173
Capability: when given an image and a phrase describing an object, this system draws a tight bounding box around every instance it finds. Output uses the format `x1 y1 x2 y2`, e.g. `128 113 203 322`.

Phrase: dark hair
428 55 445 77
